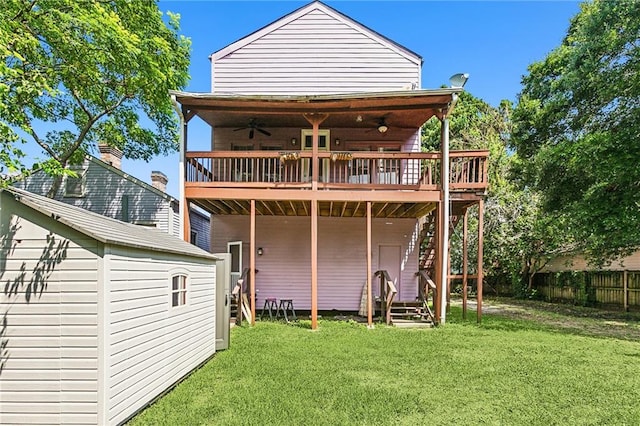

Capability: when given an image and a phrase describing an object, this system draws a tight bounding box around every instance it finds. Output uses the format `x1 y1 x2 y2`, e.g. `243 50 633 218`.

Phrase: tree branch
59 94 130 164
22 116 59 162
12 0 38 22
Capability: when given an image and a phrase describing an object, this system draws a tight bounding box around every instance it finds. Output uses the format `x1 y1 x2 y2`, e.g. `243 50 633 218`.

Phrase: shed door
379 245 401 300
214 253 231 351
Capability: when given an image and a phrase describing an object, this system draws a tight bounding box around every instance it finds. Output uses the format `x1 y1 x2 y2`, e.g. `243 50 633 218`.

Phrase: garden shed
0 187 218 425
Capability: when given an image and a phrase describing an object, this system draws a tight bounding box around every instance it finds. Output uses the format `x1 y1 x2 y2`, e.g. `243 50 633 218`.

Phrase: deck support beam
177 103 190 242
477 199 484 324
434 201 442 325
366 201 373 328
311 198 318 330
462 208 469 320
250 200 256 326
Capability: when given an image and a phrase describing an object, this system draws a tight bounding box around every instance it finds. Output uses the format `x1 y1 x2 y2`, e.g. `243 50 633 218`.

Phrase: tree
0 0 190 195
512 0 640 262
423 91 567 295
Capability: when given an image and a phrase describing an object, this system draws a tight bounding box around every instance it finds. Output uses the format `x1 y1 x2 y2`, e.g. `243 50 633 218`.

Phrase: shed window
171 274 187 307
64 165 87 197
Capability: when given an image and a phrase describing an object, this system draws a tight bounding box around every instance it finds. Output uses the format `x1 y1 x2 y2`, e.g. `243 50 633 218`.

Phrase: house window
64 165 87 197
171 274 187 307
190 230 198 246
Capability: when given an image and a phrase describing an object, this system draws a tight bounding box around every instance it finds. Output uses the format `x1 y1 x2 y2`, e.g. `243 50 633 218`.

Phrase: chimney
151 171 168 193
98 143 123 170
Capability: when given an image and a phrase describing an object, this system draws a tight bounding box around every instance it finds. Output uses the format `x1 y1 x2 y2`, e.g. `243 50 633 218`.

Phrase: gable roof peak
210 1 421 65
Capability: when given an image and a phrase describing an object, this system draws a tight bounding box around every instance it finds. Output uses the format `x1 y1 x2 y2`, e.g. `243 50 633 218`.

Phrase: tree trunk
46 175 63 199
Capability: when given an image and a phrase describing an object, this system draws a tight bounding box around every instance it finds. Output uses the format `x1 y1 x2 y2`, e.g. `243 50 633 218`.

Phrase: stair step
392 319 434 329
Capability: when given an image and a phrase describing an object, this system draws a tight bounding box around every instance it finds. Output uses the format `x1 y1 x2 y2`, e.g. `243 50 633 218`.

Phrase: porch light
257 247 263 256
377 124 388 133
449 73 469 88
335 138 340 145
291 138 297 145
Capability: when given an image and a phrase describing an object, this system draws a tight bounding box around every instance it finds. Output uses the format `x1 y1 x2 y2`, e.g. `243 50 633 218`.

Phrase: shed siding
212 9 420 94
211 216 419 310
0 195 100 425
13 158 172 232
106 248 216 425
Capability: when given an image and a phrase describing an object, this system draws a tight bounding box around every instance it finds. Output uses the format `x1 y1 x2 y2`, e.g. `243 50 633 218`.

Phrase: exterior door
227 241 243 290
379 245 402 300
214 252 231 351
302 129 330 182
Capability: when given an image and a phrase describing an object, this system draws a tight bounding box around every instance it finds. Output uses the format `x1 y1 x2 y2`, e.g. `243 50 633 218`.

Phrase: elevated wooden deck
185 149 488 217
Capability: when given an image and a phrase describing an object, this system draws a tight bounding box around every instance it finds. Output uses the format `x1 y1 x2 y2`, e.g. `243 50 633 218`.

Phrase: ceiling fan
233 118 271 139
365 114 392 134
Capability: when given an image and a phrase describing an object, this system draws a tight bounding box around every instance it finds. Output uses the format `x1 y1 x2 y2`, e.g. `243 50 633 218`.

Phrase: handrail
416 270 436 323
185 150 489 190
233 267 258 325
375 270 397 325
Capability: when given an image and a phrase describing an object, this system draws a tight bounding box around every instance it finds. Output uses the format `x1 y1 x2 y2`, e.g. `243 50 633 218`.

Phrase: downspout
171 94 186 240
439 90 461 325
440 114 450 325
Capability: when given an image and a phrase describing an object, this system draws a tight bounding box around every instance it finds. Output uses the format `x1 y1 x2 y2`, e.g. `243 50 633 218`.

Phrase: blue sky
32 1 584 197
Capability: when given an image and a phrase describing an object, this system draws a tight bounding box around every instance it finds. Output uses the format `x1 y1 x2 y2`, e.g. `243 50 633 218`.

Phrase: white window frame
171 273 188 308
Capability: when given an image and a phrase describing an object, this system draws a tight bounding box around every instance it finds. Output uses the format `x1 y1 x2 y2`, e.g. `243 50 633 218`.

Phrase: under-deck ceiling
193 199 438 219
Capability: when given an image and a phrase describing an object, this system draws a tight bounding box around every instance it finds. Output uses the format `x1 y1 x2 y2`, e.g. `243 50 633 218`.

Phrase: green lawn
130 304 640 425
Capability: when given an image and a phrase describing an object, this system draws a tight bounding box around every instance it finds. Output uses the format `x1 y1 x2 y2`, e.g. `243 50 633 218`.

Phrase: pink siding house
172 1 488 328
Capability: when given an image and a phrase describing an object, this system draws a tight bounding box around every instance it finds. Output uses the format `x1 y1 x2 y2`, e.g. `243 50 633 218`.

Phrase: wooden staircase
418 210 461 273
388 301 434 328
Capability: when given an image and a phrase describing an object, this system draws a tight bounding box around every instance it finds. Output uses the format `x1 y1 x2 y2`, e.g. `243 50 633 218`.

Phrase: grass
129 302 640 425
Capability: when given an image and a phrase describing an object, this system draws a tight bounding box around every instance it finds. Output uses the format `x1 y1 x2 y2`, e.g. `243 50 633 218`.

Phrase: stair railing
375 270 398 325
233 267 258 325
416 270 437 323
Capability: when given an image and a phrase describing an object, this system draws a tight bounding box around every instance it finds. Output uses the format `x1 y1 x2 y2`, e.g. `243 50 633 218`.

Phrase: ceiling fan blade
249 129 254 139
257 128 271 136
233 127 246 132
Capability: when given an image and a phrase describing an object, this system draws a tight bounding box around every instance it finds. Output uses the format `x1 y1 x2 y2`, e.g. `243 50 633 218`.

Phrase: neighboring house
12 144 211 252
535 251 640 310
541 252 640 272
172 1 489 327
0 187 217 425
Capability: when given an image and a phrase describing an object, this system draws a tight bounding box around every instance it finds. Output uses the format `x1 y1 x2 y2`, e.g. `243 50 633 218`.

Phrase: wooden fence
533 271 640 310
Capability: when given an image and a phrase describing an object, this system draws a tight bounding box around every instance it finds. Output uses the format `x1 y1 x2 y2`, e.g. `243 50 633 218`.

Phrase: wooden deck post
311 198 318 330
477 199 484 323
250 199 256 326
179 111 190 242
446 251 451 315
366 201 373 328
434 201 442 325
624 270 629 312
462 208 468 320
303 113 327 332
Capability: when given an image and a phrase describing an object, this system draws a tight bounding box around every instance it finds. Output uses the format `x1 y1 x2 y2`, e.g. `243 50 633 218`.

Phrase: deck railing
186 150 488 191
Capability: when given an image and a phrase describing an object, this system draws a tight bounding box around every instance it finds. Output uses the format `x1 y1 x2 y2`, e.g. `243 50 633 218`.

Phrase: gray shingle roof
4 187 216 260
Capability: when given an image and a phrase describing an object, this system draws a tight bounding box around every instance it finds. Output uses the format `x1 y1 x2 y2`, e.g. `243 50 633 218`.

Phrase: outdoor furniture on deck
260 297 278 320
276 299 297 322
